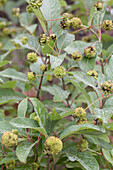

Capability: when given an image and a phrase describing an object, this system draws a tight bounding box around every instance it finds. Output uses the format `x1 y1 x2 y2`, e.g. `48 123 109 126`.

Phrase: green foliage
0 0 113 169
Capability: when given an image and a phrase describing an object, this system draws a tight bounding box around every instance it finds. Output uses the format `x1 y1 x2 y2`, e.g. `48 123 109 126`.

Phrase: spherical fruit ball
50 34 57 42
27 52 37 63
70 17 82 29
54 66 66 79
27 72 37 81
74 107 86 119
87 70 98 80
44 136 63 156
84 46 96 58
100 80 113 95
2 131 18 148
60 19 70 30
40 64 47 71
21 36 28 45
72 51 82 61
102 20 113 31
94 2 103 11
38 34 48 46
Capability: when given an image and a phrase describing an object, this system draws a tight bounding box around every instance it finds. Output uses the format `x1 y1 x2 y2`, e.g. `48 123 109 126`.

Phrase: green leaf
50 53 66 69
41 0 62 34
102 148 113 165
42 85 70 102
95 107 113 124
26 0 47 33
29 98 48 128
16 141 36 163
0 68 28 82
0 121 15 133
48 108 61 120
60 124 106 139
41 40 54 55
19 12 37 34
66 150 99 170
33 9 47 34
105 55 113 81
12 34 39 51
60 109 74 118
72 71 98 91
67 79 91 105
18 98 28 117
59 0 67 7
10 117 48 136
104 122 113 130
0 155 17 165
0 89 25 105
57 33 75 50
64 41 92 54
88 7 96 26
0 60 11 67
0 81 16 89
0 50 15 61
80 57 96 72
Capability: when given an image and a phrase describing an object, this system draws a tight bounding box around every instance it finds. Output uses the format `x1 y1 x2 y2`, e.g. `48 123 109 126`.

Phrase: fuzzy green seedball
30 0 43 9
84 46 96 58
94 2 103 10
60 19 70 30
12 129 18 135
38 34 48 46
54 66 66 79
6 160 16 170
102 20 113 31
76 139 88 152
74 107 86 119
72 51 82 61
27 52 37 63
50 34 57 42
21 36 28 45
87 70 98 80
27 72 37 81
40 64 47 71
12 8 20 17
2 131 18 148
44 136 63 156
70 17 82 29
100 80 113 95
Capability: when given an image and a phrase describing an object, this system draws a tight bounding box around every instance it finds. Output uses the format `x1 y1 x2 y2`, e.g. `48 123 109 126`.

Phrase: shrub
0 0 113 169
